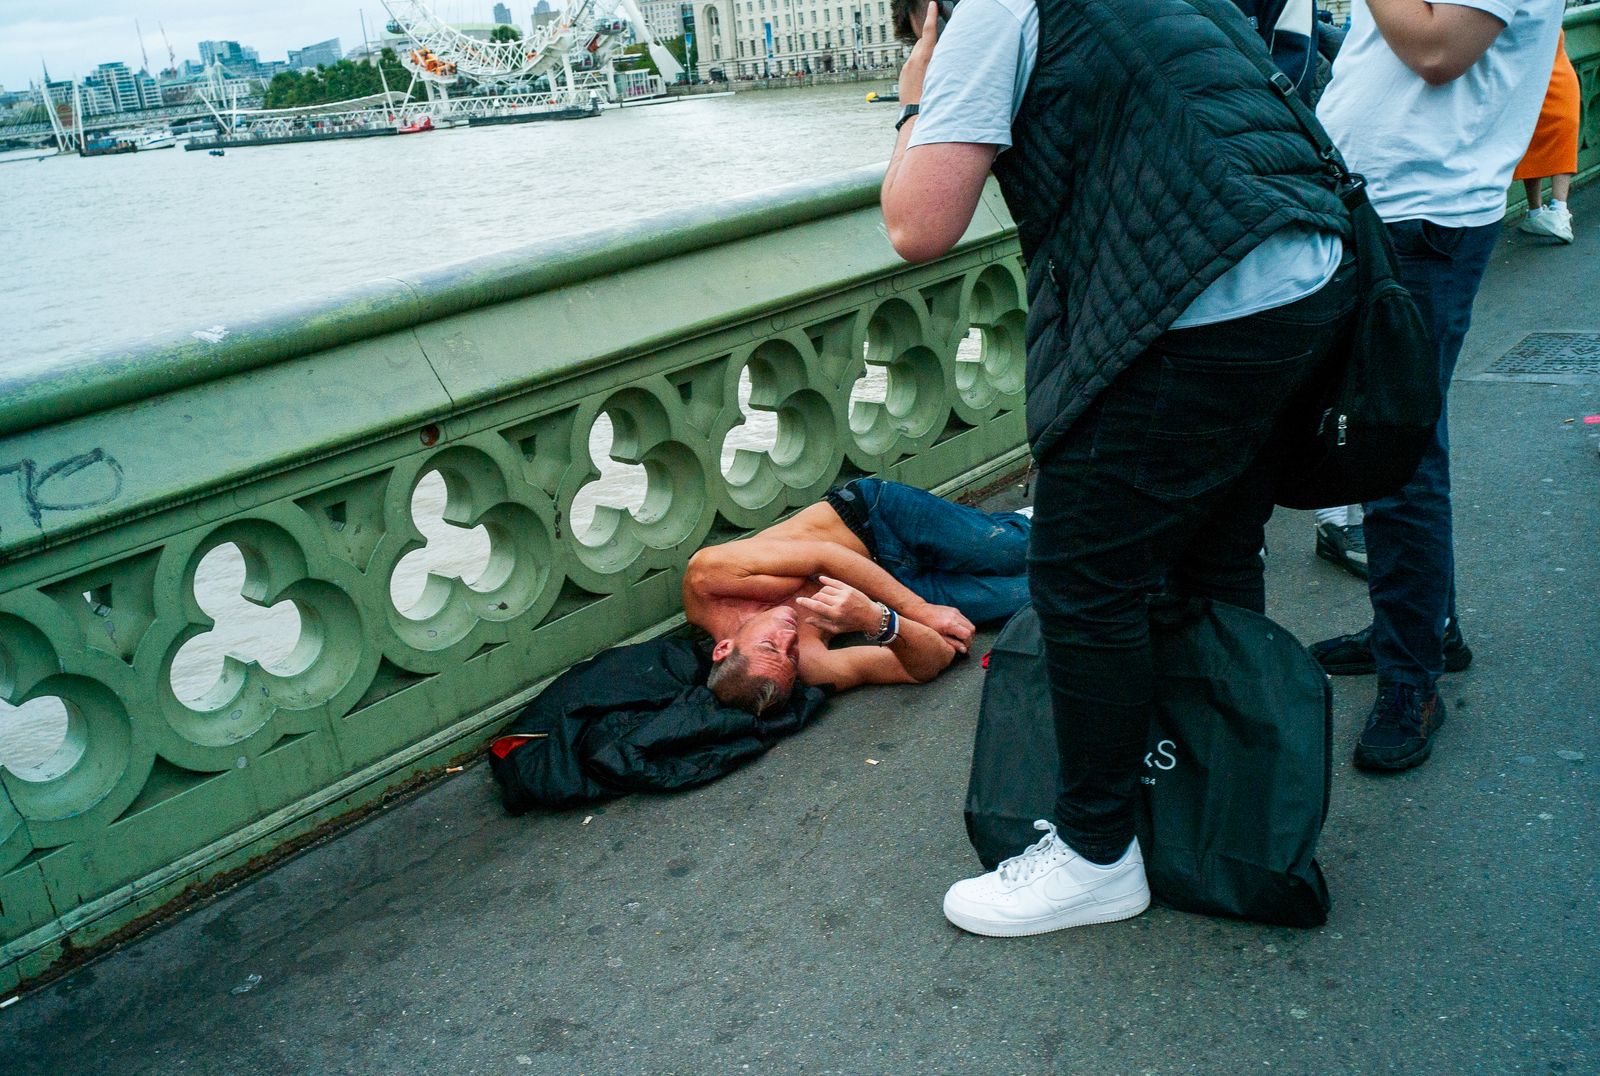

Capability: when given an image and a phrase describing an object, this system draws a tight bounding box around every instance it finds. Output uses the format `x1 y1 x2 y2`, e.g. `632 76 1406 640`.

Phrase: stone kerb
0 170 1028 991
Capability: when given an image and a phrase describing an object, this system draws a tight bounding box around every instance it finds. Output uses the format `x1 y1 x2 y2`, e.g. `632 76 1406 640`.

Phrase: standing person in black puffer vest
880 0 1357 937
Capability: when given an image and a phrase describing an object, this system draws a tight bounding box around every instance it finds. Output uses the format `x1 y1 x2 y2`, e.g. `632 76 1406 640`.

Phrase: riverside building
288 38 344 70
76 61 161 115
701 0 905 77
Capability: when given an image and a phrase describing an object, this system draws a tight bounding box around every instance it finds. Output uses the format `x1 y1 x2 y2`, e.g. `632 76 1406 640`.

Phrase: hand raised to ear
897 0 942 104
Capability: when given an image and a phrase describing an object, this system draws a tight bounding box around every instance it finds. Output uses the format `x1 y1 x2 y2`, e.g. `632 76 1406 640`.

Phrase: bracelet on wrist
871 604 900 646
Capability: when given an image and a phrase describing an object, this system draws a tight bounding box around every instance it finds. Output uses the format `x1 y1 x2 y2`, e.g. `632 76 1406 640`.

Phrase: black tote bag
965 600 1334 927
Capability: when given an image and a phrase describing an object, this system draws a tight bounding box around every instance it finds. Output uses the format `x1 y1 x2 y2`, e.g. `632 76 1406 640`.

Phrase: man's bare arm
691 539 974 650
1365 0 1507 85
800 622 956 690
795 575 960 681
880 4 998 262
883 143 998 262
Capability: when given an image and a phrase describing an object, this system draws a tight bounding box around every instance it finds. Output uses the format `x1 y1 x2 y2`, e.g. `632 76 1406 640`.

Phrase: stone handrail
0 165 1028 990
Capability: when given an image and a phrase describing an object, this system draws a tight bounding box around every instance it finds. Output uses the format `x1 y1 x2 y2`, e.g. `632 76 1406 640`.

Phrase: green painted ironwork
0 165 1028 990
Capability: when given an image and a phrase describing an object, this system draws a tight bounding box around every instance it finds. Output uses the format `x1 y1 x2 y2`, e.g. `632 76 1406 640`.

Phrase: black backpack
1195 0 1441 510
966 599 1334 927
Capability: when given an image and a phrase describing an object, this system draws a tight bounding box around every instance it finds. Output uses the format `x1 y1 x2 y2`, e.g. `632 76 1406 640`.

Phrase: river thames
1 84 900 366
1 82 928 769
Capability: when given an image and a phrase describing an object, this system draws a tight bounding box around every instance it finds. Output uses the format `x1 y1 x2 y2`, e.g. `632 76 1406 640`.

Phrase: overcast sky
0 2 520 92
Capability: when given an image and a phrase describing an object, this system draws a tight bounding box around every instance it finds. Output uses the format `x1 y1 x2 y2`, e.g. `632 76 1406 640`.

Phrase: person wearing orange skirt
1516 30 1580 243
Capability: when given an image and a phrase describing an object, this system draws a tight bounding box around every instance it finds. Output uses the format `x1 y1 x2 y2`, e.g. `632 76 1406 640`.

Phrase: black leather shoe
1354 683 1447 771
1310 619 1473 677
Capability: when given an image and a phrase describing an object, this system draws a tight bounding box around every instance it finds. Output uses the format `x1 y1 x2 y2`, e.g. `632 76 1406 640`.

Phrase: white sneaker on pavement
942 820 1151 937
1520 201 1574 243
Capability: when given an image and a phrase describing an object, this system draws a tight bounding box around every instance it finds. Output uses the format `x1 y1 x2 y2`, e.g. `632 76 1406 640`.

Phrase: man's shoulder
958 0 1034 29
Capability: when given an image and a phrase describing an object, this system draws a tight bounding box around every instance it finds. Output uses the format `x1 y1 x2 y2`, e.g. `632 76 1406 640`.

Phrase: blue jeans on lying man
829 478 1031 625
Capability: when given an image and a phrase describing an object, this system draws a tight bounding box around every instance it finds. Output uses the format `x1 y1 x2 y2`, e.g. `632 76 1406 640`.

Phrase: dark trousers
1363 219 1499 690
1029 261 1357 863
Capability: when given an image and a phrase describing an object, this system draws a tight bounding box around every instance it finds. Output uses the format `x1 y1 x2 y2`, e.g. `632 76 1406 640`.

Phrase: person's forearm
882 139 995 263
1366 0 1505 84
881 112 920 228
886 616 956 682
817 544 937 619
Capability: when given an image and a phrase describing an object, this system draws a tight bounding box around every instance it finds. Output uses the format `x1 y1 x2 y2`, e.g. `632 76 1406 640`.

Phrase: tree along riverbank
262 50 424 109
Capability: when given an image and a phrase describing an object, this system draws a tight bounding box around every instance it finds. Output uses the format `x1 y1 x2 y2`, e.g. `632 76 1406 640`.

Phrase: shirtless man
683 478 1032 714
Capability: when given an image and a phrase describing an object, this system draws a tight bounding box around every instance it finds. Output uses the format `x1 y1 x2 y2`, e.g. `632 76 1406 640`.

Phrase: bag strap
1186 0 1369 211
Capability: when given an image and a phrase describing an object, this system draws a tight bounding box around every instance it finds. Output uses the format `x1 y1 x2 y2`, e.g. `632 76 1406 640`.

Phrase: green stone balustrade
0 165 1030 991
1509 4 1600 212
1568 5 1600 185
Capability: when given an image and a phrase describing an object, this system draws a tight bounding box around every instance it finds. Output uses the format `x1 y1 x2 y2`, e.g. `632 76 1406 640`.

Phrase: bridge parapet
0 166 1027 991
1568 5 1600 186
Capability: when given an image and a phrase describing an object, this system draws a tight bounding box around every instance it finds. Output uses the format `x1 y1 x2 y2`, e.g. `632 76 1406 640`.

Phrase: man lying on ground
682 479 1032 714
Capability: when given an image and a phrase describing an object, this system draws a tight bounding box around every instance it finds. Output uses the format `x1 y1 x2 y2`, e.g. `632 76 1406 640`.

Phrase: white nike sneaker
942 820 1151 937
1520 201 1574 243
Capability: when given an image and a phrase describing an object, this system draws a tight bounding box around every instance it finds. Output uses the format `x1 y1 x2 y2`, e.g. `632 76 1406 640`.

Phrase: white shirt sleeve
906 0 1032 150
1432 0 1517 25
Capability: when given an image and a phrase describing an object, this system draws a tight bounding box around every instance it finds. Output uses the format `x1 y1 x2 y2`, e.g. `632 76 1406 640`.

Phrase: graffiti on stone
0 448 125 533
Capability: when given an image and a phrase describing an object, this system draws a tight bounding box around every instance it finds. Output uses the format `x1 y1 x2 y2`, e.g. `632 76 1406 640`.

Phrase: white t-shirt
1316 0 1564 226
908 0 1343 328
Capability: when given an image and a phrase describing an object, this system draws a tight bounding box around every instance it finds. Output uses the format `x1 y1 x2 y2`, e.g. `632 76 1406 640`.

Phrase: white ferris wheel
379 0 684 98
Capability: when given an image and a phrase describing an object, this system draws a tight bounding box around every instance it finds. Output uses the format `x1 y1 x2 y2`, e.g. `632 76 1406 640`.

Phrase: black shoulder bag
1196 0 1441 510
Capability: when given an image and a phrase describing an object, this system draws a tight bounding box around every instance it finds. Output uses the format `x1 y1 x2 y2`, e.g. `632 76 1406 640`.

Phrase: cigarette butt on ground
445 766 464 774
866 758 880 766
0 996 17 1010
582 815 594 825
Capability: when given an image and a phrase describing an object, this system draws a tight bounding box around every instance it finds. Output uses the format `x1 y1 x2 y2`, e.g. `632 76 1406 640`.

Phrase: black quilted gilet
991 0 1351 462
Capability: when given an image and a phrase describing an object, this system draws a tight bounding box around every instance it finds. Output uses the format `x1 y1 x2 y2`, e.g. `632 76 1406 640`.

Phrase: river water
1 83 933 771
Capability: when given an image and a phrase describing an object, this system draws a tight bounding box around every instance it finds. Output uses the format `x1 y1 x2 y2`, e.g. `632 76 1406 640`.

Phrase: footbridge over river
1 11 1597 1069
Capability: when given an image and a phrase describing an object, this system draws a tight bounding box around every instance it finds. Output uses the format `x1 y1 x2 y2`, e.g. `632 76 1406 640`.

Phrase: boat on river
185 127 398 151
111 127 177 151
467 100 601 126
80 136 139 158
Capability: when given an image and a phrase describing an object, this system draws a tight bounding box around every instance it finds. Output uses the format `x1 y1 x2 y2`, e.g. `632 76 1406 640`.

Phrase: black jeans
1028 259 1357 863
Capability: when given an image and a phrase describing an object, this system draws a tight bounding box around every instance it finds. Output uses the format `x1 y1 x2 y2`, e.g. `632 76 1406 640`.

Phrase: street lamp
853 1 864 70
681 2 698 80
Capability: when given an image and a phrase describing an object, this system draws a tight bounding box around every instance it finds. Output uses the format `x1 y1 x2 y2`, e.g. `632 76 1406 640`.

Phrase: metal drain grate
1469 333 1600 384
